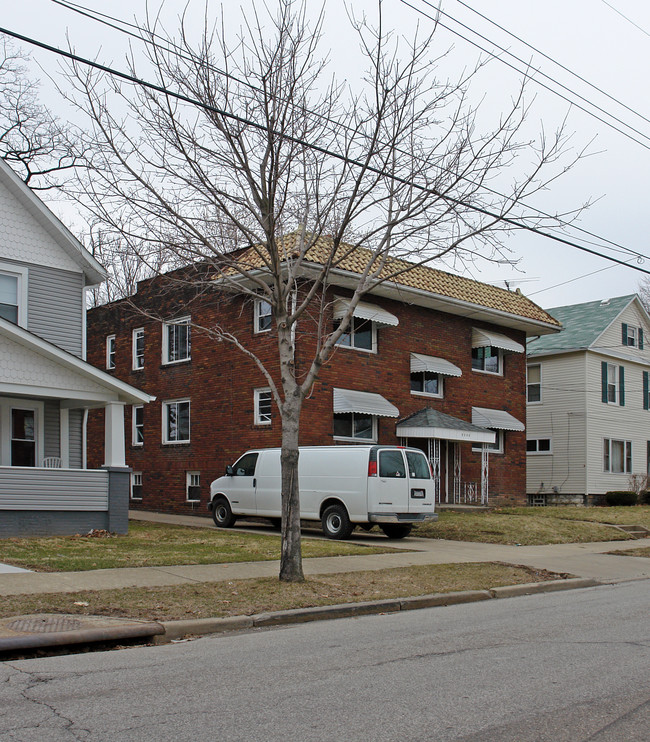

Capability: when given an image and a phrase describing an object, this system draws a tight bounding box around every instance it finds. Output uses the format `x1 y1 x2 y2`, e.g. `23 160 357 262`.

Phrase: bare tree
64 0 580 581
637 277 650 314
0 36 83 189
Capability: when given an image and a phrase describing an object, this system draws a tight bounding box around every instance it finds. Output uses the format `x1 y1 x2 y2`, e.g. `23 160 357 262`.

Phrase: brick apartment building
86 241 561 514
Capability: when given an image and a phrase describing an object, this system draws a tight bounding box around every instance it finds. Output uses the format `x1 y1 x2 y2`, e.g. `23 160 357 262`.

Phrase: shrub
604 491 637 506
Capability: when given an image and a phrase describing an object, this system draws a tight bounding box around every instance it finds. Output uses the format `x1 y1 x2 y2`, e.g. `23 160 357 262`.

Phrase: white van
208 445 437 539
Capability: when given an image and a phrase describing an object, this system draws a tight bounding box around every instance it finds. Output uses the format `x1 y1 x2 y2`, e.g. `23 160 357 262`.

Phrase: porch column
453 443 461 503
481 444 489 505
104 401 126 468
59 408 70 468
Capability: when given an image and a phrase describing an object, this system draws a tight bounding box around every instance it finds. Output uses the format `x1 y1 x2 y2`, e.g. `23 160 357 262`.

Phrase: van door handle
253 478 256 488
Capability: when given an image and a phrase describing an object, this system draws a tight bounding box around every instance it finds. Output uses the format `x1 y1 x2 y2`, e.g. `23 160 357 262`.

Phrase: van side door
226 451 259 515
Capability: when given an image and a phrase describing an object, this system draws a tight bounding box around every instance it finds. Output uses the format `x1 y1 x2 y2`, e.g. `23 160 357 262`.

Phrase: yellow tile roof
228 233 560 328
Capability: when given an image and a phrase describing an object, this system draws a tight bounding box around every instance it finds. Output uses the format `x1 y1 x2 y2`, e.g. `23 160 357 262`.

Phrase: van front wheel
380 524 412 539
211 497 236 528
321 504 353 540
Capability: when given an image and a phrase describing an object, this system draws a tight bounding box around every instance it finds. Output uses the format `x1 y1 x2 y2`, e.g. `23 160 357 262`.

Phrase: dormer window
622 323 643 349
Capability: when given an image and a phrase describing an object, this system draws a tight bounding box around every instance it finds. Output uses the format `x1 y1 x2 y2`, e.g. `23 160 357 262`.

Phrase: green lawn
0 521 391 572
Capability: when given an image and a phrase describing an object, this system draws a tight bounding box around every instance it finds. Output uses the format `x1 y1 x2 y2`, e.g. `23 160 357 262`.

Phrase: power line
401 0 650 151
42 0 650 266
1 23 649 275
601 0 650 38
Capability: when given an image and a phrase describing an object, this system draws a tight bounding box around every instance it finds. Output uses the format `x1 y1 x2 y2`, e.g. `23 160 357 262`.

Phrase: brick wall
86 279 528 514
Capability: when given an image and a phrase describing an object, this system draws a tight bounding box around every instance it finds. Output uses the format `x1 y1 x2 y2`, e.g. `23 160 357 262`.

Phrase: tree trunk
279 393 304 582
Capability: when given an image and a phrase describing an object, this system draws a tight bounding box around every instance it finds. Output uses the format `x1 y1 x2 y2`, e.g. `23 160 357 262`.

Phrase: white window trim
334 317 378 354
526 364 542 405
132 327 145 370
410 371 444 399
471 346 503 376
162 399 191 444
186 471 201 501
526 437 552 455
333 413 378 443
0 262 28 328
606 363 619 405
603 438 632 474
254 297 273 334
106 334 116 370
162 317 191 365
132 405 144 446
473 429 504 455
254 387 272 425
130 471 143 501
0 398 44 467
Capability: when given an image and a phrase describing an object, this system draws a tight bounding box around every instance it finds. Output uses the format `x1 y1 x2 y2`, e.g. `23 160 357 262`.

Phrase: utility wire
601 0 650 38
1 24 649 275
41 0 650 265
455 0 650 129
401 0 650 151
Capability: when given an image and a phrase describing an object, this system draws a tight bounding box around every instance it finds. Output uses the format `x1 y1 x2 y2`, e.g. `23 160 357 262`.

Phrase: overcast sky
2 0 649 310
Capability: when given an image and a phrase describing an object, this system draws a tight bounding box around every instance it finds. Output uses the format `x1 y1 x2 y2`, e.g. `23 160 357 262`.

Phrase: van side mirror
225 465 234 476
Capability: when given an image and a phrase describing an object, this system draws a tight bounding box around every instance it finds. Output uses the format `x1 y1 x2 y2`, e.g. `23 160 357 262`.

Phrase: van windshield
406 450 431 479
233 452 258 476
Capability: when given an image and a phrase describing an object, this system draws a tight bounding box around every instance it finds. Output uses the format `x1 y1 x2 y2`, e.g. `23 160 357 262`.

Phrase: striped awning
333 388 399 418
333 297 398 327
472 328 524 353
472 407 525 431
410 352 462 377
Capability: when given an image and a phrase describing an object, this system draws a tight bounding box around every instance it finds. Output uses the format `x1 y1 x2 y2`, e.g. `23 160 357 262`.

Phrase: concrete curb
156 578 599 644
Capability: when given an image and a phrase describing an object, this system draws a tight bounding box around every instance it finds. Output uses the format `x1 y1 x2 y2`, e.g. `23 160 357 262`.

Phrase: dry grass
607 546 650 558
0 562 561 622
414 506 650 545
0 521 391 572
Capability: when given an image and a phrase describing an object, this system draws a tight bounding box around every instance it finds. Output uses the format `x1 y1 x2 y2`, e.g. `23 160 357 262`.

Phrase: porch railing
0 466 109 511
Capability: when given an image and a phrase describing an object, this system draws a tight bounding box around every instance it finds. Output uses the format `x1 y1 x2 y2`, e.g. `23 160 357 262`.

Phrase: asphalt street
1 580 648 741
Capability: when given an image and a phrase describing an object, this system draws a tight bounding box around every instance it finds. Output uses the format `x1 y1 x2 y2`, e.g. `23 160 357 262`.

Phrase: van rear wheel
380 524 412 539
211 497 236 528
321 504 353 539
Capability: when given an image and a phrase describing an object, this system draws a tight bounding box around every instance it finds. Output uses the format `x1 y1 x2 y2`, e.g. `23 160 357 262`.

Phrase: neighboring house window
603 438 632 473
254 297 273 333
254 388 272 425
471 346 501 374
131 472 143 500
106 335 116 370
132 405 144 446
163 399 190 443
132 328 145 369
334 317 376 352
601 362 625 406
410 371 442 397
527 438 552 454
186 471 201 501
622 323 643 349
527 364 541 403
333 412 376 441
163 317 191 364
0 264 27 326
472 429 504 454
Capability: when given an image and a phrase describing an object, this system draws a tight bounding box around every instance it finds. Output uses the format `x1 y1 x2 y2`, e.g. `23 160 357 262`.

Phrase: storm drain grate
8 616 83 634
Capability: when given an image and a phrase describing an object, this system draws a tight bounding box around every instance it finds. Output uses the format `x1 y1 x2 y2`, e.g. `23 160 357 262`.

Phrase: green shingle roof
527 294 635 355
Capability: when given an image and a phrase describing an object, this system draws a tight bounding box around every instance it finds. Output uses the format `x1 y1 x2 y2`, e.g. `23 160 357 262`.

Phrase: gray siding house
526 294 650 504
0 158 152 537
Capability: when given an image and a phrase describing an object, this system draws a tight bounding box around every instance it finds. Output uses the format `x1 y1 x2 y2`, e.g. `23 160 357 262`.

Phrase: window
254 297 272 333
622 323 643 349
601 362 625 406
405 450 431 479
527 364 541 403
333 412 375 441
473 429 504 454
527 438 552 454
132 328 144 369
472 346 501 374
163 400 190 444
131 472 143 500
132 405 144 446
0 264 27 326
186 471 201 501
11 408 36 466
379 449 406 478
163 317 191 364
254 388 272 425
334 317 376 352
410 371 442 397
604 438 632 473
106 335 116 370
232 452 259 476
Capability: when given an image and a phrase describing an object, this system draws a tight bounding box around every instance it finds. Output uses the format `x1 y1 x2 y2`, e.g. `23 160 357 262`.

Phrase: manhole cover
8 616 83 634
